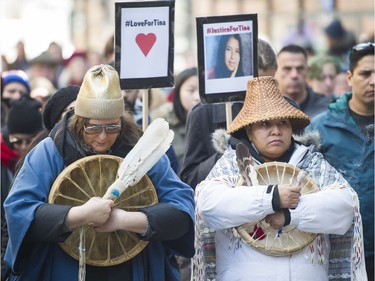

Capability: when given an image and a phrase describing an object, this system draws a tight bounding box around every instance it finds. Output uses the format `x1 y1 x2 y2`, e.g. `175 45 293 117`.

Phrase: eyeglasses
83 124 121 135
9 136 32 146
352 42 375 53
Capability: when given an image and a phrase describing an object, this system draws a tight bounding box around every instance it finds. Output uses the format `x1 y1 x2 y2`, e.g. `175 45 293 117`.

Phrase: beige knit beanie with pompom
75 64 124 119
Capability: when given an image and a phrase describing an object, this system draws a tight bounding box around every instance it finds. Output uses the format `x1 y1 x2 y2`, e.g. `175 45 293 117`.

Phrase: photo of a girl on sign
207 34 244 79
197 15 257 103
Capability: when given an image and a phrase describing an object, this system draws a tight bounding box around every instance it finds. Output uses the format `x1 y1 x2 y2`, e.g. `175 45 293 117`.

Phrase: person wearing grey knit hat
3 64 195 281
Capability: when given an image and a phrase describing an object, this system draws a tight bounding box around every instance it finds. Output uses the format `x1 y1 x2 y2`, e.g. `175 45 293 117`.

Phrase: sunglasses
352 42 374 52
83 124 121 135
9 136 32 146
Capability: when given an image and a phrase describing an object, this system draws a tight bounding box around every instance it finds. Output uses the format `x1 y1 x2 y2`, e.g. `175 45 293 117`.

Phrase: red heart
135 33 156 57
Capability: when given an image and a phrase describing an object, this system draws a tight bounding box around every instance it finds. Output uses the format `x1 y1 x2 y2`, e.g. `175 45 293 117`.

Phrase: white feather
103 118 174 200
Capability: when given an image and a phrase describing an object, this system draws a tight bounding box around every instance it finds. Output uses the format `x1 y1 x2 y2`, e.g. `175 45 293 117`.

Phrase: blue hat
1 70 31 95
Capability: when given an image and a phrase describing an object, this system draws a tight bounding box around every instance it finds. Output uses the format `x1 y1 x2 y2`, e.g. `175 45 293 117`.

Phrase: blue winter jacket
306 92 374 258
4 137 195 281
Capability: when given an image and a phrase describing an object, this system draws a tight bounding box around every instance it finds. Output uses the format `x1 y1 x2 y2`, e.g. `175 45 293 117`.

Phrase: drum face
49 155 158 266
236 162 319 256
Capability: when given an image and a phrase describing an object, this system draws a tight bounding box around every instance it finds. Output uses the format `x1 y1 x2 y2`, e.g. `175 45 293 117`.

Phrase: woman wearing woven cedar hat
194 76 367 280
3 64 195 281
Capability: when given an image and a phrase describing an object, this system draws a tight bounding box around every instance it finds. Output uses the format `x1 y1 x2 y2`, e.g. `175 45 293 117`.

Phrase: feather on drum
49 118 174 266
103 118 174 200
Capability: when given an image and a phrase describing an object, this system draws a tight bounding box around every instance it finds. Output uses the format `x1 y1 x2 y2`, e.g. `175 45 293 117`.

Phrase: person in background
1 70 31 106
29 76 56 110
1 55 9 72
1 86 80 281
3 64 195 281
43 85 80 131
180 38 278 190
1 95 44 279
12 85 80 174
334 71 352 97
151 67 199 281
47 42 64 63
103 34 115 65
1 70 31 128
13 85 81 175
7 41 29 72
86 49 104 68
306 42 374 280
208 34 244 79
324 18 357 71
275 44 330 118
123 88 180 173
58 51 89 87
28 51 59 88
151 67 199 171
47 42 65 83
307 54 341 101
194 76 366 281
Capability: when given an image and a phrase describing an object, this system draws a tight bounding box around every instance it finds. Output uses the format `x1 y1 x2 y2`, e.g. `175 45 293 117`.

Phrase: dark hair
278 44 308 60
258 38 277 72
349 42 374 73
173 67 198 123
215 34 244 78
43 85 80 131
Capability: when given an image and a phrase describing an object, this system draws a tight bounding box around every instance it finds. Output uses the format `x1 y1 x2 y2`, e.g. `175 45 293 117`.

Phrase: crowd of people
0 15 374 281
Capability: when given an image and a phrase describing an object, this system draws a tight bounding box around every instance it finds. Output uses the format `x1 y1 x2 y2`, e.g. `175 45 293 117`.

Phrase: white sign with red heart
135 33 157 57
119 7 170 79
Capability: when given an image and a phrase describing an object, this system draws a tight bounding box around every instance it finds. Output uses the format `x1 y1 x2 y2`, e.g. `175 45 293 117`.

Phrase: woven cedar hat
75 64 124 119
228 76 310 134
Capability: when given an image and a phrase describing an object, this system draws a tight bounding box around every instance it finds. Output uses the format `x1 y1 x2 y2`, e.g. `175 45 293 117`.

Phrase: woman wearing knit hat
193 76 366 280
1 70 31 127
1 95 43 180
11 85 81 174
3 64 194 281
1 70 31 104
42 85 80 131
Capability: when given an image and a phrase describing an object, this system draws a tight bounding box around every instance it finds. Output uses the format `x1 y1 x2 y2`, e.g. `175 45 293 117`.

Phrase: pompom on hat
228 76 310 134
75 64 124 119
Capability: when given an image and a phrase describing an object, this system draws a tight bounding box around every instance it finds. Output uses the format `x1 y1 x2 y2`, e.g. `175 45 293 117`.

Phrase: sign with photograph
197 14 258 103
115 1 175 89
